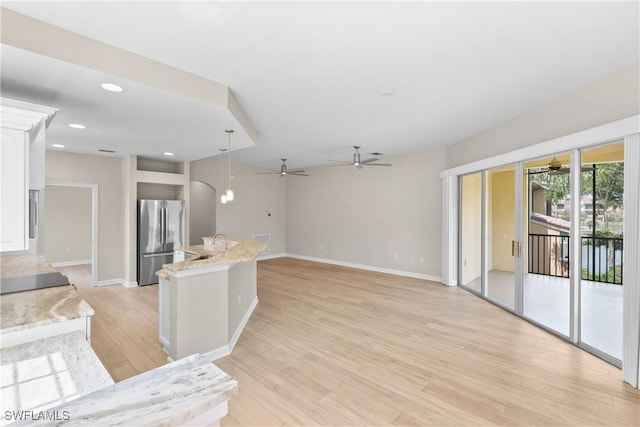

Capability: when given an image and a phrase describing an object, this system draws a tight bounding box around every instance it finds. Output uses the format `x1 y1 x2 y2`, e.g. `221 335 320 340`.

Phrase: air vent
98 149 116 153
252 234 270 255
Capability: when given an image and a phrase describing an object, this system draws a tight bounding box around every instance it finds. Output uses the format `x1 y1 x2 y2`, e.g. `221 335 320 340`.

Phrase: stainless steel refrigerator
137 199 185 286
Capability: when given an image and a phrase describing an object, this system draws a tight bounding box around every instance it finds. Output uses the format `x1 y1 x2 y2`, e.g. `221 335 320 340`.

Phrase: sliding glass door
459 173 482 294
579 142 624 363
522 153 572 337
486 166 518 310
458 141 625 366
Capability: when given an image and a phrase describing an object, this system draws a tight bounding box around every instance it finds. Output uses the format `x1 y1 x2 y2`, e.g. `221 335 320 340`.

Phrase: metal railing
528 234 623 285
528 234 570 278
581 236 623 284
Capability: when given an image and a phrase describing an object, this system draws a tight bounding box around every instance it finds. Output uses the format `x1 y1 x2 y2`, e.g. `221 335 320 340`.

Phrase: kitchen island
156 239 266 362
0 253 93 347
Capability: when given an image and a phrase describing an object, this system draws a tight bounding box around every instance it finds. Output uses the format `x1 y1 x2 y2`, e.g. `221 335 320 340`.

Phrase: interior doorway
189 180 216 245
44 182 98 285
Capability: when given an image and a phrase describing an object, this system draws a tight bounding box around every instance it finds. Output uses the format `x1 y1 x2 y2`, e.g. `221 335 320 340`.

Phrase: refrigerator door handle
143 252 174 258
161 207 166 247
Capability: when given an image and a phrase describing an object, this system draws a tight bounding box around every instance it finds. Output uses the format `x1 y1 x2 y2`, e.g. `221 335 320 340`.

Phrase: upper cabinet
0 128 28 252
0 98 57 252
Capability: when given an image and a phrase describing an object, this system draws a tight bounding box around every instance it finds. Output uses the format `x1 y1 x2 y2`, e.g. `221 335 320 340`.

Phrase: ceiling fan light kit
329 145 392 169
257 159 309 177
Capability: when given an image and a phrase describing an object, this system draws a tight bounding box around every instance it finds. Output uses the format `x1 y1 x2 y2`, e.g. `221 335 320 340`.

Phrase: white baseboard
202 297 259 362
229 297 258 352
95 278 138 288
257 252 286 261
51 259 92 268
285 253 442 283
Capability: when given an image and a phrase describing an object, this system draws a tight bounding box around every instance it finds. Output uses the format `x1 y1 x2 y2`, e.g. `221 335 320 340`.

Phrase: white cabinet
1 128 28 252
29 123 46 190
0 98 57 252
158 276 170 354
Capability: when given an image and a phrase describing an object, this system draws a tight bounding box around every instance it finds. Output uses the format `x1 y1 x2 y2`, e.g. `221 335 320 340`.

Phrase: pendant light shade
219 148 228 204
225 129 235 202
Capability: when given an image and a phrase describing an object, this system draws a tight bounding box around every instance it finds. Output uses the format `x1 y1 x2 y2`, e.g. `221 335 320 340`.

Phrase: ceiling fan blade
287 169 307 174
360 157 379 164
364 163 392 167
526 170 547 175
329 159 352 164
289 172 309 176
355 164 364 169
256 172 281 175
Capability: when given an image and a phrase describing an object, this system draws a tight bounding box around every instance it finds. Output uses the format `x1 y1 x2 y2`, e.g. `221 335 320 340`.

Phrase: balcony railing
528 234 623 285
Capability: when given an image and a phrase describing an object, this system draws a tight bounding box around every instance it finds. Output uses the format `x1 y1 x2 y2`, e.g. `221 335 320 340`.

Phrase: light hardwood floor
60 258 639 426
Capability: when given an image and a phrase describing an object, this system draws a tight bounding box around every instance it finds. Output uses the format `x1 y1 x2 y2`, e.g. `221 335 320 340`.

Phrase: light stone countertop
157 239 267 279
8 354 238 426
0 331 113 426
0 253 58 279
0 285 94 335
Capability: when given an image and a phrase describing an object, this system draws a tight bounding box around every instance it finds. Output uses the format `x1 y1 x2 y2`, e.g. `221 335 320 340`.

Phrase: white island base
158 250 260 362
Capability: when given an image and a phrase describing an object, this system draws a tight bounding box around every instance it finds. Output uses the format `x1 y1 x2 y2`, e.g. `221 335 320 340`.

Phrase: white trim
200 297 259 362
441 176 458 286
623 133 640 388
440 115 639 178
51 259 92 268
95 278 137 288
202 345 231 363
228 297 258 352
46 181 99 285
286 253 441 283
257 252 286 261
569 149 581 345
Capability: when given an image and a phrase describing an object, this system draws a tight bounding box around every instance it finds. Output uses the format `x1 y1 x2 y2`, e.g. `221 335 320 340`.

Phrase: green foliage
581 266 623 285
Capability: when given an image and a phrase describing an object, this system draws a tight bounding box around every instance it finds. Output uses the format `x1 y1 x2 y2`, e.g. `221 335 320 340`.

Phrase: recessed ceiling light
380 90 394 96
52 144 65 148
69 123 86 129
101 83 124 93
164 152 174 156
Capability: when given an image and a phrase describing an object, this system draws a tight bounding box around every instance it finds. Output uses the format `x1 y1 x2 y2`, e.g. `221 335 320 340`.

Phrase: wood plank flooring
60 258 639 426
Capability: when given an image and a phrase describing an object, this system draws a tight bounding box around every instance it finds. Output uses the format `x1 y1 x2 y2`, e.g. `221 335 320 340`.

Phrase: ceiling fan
527 157 594 176
329 145 392 169
256 159 308 177
527 157 570 175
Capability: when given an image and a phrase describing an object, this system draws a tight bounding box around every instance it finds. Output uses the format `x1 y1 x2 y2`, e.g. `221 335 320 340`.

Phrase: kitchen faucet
213 233 227 249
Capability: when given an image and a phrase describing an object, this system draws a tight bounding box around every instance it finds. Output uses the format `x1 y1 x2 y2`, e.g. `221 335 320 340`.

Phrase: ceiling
1 1 638 170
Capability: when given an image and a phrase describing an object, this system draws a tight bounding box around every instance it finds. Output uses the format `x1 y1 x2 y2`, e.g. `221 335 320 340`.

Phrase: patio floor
463 271 622 360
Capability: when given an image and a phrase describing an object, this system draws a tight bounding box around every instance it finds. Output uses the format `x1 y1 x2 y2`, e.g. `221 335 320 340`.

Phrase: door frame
45 181 99 285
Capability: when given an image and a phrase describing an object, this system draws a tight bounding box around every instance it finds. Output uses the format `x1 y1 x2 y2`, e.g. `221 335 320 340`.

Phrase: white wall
446 63 640 168
190 156 287 255
42 185 92 264
286 149 446 280
45 150 123 281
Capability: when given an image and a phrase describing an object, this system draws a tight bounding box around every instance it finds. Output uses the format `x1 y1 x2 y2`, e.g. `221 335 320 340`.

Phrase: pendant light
219 148 227 204
225 129 235 201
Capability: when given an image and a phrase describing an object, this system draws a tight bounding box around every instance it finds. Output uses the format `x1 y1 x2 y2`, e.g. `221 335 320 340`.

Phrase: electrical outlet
394 253 399 260
238 293 242 303
320 244 324 250
65 248 71 253
419 256 424 263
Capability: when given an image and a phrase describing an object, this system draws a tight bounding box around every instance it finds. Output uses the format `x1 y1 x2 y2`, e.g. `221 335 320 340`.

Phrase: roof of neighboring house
530 212 570 233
